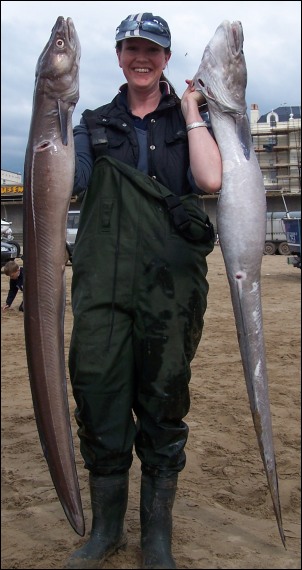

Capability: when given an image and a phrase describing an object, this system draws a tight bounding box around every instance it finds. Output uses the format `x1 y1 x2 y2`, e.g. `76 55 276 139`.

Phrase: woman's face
116 38 171 92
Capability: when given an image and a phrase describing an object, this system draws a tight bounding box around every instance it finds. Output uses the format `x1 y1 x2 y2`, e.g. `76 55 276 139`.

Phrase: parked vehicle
1 240 18 267
66 210 81 263
282 214 301 269
1 218 13 238
1 218 21 257
264 211 301 255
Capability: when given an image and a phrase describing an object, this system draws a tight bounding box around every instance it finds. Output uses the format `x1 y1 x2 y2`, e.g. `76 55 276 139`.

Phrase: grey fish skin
193 21 286 547
23 16 84 536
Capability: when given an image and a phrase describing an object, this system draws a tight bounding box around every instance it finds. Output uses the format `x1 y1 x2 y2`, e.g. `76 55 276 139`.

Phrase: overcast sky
1 0 301 178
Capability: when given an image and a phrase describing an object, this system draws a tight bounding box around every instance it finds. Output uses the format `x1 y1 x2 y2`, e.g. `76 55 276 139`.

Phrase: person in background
2 260 24 312
66 12 222 570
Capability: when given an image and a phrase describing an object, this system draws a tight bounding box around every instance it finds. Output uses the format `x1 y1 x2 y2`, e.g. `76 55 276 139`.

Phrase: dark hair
115 41 180 103
160 72 180 103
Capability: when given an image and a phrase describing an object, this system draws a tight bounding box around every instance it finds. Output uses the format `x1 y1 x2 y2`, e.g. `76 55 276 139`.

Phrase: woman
66 13 222 570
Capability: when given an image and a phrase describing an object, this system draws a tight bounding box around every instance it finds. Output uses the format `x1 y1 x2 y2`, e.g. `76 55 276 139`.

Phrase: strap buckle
164 195 191 232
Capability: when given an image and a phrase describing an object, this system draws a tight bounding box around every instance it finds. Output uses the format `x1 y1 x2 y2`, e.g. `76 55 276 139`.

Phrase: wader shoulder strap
164 193 214 243
82 110 108 157
163 195 191 233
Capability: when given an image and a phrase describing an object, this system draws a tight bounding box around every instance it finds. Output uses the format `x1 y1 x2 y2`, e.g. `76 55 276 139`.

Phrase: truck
264 210 301 255
282 214 301 269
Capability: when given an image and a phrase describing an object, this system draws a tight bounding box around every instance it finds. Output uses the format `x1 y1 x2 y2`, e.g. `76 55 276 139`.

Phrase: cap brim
115 31 170 48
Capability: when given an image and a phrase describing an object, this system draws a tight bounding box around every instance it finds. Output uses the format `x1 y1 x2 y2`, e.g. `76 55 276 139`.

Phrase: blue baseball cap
115 13 171 48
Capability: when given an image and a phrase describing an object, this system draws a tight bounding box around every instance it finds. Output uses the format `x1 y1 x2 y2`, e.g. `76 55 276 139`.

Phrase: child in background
2 260 24 312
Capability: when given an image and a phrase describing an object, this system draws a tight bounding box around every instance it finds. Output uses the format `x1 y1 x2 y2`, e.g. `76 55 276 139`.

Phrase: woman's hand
181 79 207 121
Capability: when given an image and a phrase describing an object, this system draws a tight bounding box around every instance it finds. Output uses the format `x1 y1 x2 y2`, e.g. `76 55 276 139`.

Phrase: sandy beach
1 246 301 569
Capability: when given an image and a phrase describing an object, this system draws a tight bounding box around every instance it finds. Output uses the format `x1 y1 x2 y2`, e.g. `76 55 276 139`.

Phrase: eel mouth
229 21 244 56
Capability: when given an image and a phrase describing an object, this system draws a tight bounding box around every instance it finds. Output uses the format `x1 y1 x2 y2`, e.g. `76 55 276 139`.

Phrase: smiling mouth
133 68 150 73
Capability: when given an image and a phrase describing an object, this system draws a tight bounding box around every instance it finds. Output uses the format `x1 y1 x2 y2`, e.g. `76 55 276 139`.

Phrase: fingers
185 79 194 89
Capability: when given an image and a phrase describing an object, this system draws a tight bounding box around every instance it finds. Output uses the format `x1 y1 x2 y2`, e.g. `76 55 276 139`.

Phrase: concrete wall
200 194 301 234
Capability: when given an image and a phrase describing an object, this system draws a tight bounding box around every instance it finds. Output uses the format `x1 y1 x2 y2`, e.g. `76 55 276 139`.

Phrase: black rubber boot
140 473 178 569
65 472 128 569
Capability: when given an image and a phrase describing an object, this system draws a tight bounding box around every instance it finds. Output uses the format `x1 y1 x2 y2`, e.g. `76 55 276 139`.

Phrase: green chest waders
69 156 214 476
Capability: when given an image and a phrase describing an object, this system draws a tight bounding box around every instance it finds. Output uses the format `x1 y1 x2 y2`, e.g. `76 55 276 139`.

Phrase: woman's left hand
181 79 207 121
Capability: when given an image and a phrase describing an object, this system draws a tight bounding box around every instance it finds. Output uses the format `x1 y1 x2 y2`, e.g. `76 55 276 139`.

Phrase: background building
250 104 301 196
1 169 22 185
200 104 301 233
